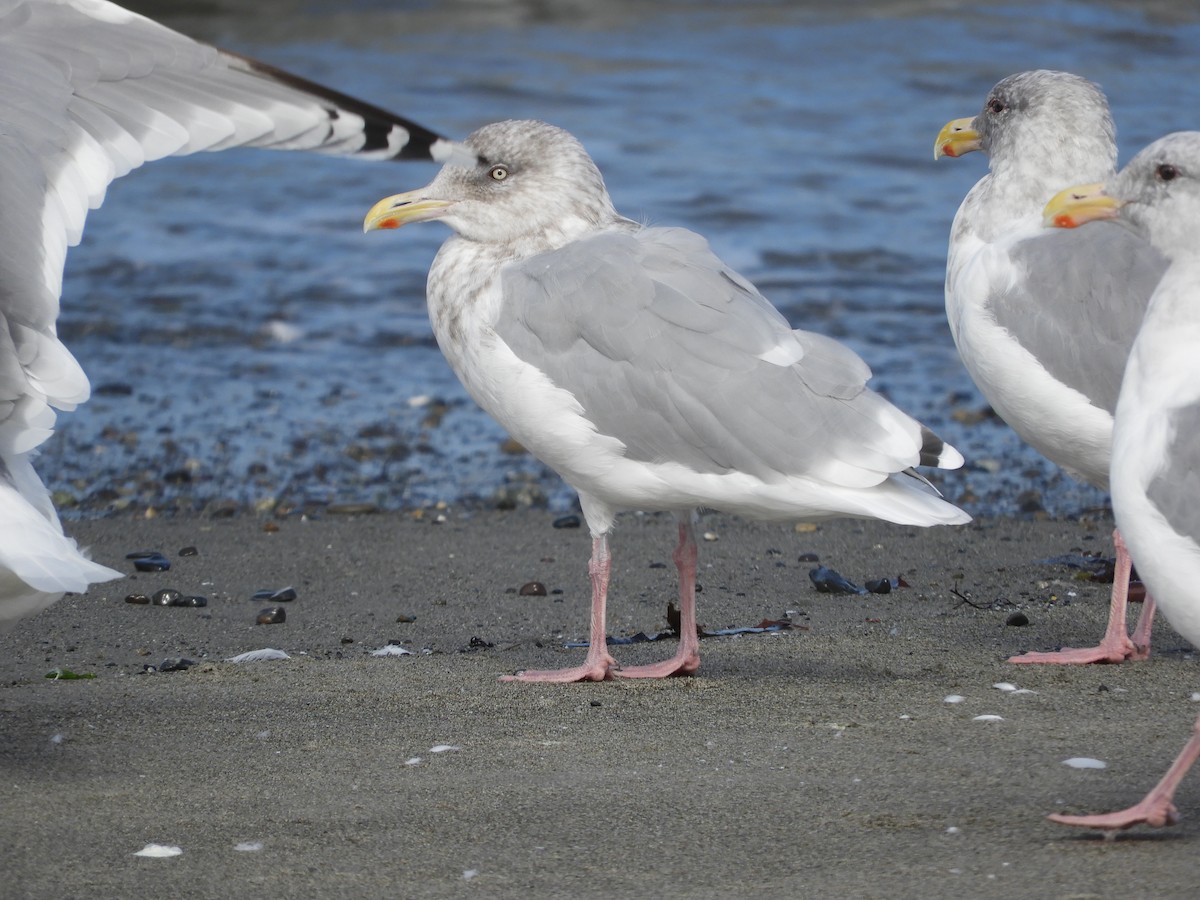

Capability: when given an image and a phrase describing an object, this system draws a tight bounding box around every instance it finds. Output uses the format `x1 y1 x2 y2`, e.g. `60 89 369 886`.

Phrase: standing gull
935 70 1167 664
1043 131 1200 830
0 0 469 628
365 119 969 683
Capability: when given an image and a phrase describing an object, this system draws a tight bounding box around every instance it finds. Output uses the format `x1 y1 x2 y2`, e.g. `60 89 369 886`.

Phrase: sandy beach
3 509 1198 898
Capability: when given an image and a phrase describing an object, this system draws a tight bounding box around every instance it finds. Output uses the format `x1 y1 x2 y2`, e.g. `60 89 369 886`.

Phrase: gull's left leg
617 515 701 678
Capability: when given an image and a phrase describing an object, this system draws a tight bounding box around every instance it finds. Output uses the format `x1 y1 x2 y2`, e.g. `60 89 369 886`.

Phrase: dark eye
488 164 509 182
1156 163 1180 182
987 97 1006 115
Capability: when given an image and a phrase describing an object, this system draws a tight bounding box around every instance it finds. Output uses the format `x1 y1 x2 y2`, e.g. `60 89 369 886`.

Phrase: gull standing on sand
935 70 1167 664
365 119 969 683
1044 131 1200 830
0 0 469 627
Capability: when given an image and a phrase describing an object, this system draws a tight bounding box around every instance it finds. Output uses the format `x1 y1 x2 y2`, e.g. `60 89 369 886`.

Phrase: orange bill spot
1052 214 1079 229
376 217 402 230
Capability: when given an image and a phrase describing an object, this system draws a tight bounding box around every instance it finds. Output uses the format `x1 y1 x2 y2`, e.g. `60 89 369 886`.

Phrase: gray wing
988 222 1166 413
1146 401 1200 546
498 226 933 488
0 0 464 451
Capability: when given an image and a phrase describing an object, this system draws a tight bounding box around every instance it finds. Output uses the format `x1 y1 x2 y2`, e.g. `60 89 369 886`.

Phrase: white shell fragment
371 644 413 657
1063 757 1107 769
225 648 291 663
943 695 966 704
972 715 1004 722
993 682 1037 695
430 744 461 753
134 843 183 858
234 841 264 852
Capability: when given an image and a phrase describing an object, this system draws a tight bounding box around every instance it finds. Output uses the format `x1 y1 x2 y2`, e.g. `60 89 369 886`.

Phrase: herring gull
0 0 468 628
935 70 1167 665
364 119 970 683
1043 131 1200 830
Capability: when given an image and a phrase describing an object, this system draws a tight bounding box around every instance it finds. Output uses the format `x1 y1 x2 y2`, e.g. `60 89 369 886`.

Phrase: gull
0 0 468 628
365 119 969 683
1043 131 1200 830
935 70 1167 665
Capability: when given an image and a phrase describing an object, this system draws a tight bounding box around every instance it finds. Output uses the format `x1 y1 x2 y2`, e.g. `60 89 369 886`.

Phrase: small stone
252 587 298 602
128 551 171 572
552 514 582 529
396 614 416 623
519 581 548 596
797 552 820 563
326 502 379 515
590 700 602 708
1005 612 1030 627
152 589 182 606
124 593 151 605
180 595 208 608
262 521 280 533
864 578 892 594
257 606 286 625
158 657 194 672
178 546 199 557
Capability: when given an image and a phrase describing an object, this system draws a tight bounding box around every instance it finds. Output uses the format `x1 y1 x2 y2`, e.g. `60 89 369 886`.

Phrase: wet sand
2 509 1197 898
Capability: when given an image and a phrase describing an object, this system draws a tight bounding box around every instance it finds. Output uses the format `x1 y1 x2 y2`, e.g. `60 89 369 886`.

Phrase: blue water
44 0 1200 518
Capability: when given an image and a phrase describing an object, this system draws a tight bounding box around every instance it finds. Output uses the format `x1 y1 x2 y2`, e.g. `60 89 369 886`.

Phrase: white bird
1043 131 1200 830
935 70 1167 665
0 0 468 628
364 119 969 683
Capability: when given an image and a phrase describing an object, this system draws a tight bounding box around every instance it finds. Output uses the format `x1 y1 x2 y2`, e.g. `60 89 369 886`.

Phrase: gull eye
1156 163 1180 182
488 164 509 182
987 97 1006 115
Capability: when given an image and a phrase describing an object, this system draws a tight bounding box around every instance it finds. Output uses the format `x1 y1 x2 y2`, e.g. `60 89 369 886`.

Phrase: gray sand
2 510 1197 898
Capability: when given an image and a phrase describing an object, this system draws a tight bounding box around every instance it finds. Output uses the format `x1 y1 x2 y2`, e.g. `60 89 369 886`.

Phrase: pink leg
1048 715 1200 831
1010 528 1153 665
501 534 618 683
617 518 702 679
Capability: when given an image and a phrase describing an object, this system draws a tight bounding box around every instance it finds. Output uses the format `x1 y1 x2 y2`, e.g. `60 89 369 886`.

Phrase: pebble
552 514 582 529
809 566 866 595
797 552 820 563
1005 612 1030 627
127 551 171 572
124 593 151 605
257 606 286 625
1063 757 1107 769
152 589 182 606
252 587 298 602
157 657 194 673
519 581 547 596
178 546 199 557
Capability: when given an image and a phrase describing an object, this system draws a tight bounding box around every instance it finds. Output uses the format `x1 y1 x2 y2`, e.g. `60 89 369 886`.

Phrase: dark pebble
797 552 820 563
257 606 286 625
152 589 182 606
178 546 199 557
865 578 892 594
326 502 379 515
396 614 416 624
519 581 548 596
590 700 602 708
1006 612 1031 627
252 587 298 602
552 514 582 529
340 637 354 644
469 636 495 649
124 593 150 605
180 595 208 608
157 658 194 673
127 551 171 572
808 566 866 595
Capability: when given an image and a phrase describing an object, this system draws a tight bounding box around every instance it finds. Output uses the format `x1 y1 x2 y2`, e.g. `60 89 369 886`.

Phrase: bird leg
1009 528 1153 665
500 534 618 683
1047 715 1200 831
616 518 702 679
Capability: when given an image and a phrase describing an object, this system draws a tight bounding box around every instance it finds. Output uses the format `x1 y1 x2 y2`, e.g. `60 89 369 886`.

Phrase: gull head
937 70 1115 183
364 120 619 247
1044 131 1200 262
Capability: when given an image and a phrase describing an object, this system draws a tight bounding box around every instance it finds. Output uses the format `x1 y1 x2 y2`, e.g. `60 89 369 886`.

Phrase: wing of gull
1043 131 1200 832
365 119 969 684
0 0 469 628
936 69 1167 665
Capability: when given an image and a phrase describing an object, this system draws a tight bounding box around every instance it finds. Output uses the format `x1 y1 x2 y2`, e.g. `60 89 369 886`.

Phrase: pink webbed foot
1008 637 1146 665
500 656 617 683
614 648 701 679
1047 799 1180 832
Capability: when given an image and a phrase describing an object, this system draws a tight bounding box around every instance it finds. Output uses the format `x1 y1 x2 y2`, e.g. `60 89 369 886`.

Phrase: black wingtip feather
226 50 449 161
918 426 950 468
